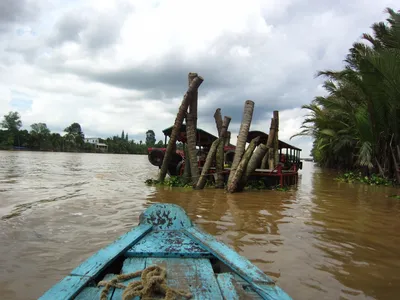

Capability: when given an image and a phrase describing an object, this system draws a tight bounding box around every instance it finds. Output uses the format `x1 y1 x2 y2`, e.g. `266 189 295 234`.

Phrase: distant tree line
293 8 400 182
0 111 164 154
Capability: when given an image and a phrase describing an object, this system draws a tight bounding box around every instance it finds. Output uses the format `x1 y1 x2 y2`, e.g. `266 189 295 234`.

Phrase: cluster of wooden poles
157 72 280 193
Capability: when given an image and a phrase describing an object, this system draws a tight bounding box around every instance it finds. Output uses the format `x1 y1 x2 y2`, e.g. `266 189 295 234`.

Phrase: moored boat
39 204 291 300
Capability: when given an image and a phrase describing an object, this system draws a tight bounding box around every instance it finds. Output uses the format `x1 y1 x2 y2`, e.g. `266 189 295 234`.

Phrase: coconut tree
293 7 400 181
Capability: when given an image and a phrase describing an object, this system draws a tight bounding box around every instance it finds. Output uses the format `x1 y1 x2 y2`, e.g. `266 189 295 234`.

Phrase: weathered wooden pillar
227 100 254 187
185 72 200 184
261 151 269 169
214 109 223 137
273 110 279 167
182 144 191 183
158 76 204 182
238 118 276 190
216 116 231 188
227 136 260 193
224 131 231 146
195 137 223 189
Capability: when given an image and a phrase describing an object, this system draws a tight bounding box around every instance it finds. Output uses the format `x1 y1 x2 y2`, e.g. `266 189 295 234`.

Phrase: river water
0 151 399 300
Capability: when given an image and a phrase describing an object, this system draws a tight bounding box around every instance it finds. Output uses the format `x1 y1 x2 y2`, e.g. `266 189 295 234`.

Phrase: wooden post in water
273 110 280 167
185 72 200 184
214 109 223 137
226 136 260 193
195 137 223 189
227 100 254 187
158 75 204 182
216 116 231 188
183 144 191 183
237 117 277 191
225 131 231 146
261 150 269 169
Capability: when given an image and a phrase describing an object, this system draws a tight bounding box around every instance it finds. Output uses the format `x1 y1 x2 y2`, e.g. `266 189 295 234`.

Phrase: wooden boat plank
39 204 292 300
74 287 107 300
184 227 291 299
111 258 146 300
217 272 258 300
139 204 193 230
146 257 223 299
75 273 116 300
70 224 152 278
184 227 273 284
38 275 91 300
126 230 212 258
233 275 264 298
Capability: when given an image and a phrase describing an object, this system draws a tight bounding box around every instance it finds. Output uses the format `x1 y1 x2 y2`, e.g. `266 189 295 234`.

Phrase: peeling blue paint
39 203 292 300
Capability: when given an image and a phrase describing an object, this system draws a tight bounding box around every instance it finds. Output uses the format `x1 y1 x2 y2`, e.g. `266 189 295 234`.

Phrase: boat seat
125 230 213 258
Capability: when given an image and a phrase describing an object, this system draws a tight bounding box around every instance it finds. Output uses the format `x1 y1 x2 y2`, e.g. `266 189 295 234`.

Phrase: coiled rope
98 265 192 300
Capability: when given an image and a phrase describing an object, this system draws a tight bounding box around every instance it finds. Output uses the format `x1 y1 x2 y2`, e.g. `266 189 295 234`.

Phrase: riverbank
0 147 147 155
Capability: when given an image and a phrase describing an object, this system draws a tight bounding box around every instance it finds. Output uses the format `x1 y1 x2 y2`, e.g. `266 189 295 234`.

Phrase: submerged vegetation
293 8 400 184
335 172 392 186
145 177 290 191
145 176 214 188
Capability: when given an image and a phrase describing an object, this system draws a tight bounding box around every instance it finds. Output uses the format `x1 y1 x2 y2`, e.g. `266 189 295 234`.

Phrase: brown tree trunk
195 137 223 189
375 157 385 177
397 145 400 162
224 131 231 146
186 72 200 184
214 108 223 188
268 148 274 169
216 116 231 188
158 75 204 181
273 111 279 166
183 144 191 183
261 151 269 169
391 147 400 183
214 108 223 136
240 118 276 187
227 100 255 187
226 136 260 193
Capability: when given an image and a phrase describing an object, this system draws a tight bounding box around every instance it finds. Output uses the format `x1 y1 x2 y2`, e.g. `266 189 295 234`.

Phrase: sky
0 0 398 157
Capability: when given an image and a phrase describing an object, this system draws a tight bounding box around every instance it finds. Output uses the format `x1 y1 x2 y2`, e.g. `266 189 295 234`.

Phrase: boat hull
39 204 291 300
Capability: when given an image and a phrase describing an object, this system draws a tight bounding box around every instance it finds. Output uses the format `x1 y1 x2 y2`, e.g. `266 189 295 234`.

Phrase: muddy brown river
0 151 399 299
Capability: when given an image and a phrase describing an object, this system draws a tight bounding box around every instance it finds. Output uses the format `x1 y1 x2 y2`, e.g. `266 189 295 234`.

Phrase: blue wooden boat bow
39 203 292 300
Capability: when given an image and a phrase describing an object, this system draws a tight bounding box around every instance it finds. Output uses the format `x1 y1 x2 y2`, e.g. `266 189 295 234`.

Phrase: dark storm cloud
47 1 133 50
0 0 38 33
74 52 234 98
48 12 88 46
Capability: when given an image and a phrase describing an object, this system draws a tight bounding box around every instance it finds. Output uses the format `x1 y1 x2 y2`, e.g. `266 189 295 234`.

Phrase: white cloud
0 0 398 157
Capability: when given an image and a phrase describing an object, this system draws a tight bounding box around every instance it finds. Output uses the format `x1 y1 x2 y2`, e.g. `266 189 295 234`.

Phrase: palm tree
292 7 400 181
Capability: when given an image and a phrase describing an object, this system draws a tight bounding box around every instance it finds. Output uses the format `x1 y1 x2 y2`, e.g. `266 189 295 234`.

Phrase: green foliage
239 180 290 191
30 123 51 150
145 176 193 188
292 7 400 182
335 171 393 186
245 180 267 190
389 195 400 200
0 111 151 154
64 122 85 150
0 111 22 131
145 176 214 188
146 130 156 146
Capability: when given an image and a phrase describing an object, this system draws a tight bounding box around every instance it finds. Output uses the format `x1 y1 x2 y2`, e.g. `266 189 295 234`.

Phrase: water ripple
0 152 400 300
